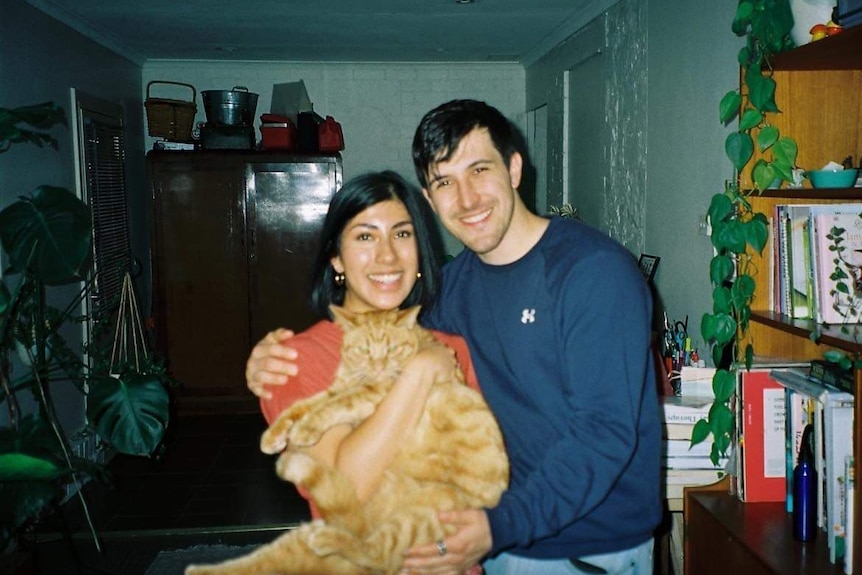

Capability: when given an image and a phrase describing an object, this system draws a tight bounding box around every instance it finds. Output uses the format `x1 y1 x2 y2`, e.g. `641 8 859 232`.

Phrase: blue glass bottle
793 423 817 542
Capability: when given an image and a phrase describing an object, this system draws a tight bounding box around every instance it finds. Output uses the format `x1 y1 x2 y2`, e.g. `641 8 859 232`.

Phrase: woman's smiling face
332 199 420 314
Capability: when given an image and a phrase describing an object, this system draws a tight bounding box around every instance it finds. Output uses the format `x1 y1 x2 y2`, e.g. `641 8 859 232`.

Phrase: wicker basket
145 81 197 141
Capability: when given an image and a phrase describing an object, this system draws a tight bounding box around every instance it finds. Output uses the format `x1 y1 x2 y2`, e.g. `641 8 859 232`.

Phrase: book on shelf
760 208 778 316
810 359 856 396
663 455 727 470
770 367 855 565
664 467 725 485
810 208 862 325
660 394 711 425
664 438 713 459
678 365 716 398
663 421 696 441
730 359 808 502
846 456 855 575
787 204 814 319
738 368 789 502
770 203 862 322
663 468 726 501
771 368 832 529
775 204 792 317
824 391 854 564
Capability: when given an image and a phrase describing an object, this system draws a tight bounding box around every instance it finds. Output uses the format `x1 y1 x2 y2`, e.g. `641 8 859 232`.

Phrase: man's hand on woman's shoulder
246 328 299 399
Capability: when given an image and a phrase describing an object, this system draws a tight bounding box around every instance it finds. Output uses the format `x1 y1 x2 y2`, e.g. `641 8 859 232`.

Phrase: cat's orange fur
185 305 509 575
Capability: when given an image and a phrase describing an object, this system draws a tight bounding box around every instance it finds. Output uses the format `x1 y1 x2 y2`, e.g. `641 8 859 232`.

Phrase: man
248 100 661 575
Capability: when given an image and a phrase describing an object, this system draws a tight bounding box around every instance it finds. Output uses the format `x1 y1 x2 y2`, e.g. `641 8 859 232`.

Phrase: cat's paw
260 420 295 454
275 451 316 484
287 424 321 447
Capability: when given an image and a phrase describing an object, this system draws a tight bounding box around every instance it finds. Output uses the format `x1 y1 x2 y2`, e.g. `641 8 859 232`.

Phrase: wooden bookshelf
687 492 844 575
686 29 862 575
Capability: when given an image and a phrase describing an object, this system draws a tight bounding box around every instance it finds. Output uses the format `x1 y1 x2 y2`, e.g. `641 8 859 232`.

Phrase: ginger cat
186 305 509 575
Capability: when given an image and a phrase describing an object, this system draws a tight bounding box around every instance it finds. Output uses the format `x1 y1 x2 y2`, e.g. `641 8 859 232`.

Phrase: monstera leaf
0 185 92 285
86 372 170 456
0 102 65 154
0 415 68 540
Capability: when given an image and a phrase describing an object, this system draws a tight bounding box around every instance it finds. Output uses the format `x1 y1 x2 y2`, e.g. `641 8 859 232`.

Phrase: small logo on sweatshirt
520 309 536 324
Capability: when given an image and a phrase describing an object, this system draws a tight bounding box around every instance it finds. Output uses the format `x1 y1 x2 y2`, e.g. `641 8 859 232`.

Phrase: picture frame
638 254 660 282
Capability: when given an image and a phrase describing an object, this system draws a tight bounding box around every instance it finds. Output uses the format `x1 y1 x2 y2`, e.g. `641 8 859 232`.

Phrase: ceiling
26 0 618 66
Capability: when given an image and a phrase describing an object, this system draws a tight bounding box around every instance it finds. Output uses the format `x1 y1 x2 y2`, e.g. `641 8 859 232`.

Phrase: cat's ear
330 304 356 327
397 306 422 328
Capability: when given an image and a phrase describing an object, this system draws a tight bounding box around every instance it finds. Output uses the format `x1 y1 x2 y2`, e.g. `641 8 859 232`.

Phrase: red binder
740 369 787 502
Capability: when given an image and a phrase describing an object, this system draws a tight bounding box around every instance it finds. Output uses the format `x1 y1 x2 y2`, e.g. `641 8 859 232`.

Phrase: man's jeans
483 538 654 575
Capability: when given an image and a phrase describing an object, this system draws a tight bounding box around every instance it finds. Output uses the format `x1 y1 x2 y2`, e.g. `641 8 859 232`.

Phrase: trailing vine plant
693 0 798 466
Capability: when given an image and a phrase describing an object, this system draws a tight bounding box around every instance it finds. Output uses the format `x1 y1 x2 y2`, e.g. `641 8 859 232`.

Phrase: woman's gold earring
334 272 345 286
416 272 422 279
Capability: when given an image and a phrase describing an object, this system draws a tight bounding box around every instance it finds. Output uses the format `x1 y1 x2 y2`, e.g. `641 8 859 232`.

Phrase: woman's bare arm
303 343 458 502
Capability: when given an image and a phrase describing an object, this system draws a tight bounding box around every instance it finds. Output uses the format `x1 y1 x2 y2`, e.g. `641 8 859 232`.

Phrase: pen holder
670 374 682 397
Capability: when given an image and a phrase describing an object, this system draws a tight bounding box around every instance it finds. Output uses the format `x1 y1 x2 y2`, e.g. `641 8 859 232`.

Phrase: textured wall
604 0 647 252
525 0 646 253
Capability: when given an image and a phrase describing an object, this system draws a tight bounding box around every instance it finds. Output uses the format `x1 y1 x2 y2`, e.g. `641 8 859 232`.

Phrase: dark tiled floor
27 413 312 574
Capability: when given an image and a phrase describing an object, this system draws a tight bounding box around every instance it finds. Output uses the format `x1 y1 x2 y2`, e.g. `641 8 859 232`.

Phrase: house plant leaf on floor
694 0 798 466
0 102 172 555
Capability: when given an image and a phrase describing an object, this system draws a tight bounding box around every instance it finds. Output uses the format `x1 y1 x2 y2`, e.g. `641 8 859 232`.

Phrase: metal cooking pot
201 86 259 126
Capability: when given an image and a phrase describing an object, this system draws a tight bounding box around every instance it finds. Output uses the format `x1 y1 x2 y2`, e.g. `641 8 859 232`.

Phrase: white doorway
526 104 548 215
566 49 607 229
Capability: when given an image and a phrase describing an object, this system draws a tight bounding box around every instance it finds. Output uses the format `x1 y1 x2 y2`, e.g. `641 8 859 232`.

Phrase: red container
259 115 296 150
318 115 344 152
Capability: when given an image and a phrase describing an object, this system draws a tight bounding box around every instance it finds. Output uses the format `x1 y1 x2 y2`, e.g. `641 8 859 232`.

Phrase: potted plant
0 102 172 557
693 0 798 465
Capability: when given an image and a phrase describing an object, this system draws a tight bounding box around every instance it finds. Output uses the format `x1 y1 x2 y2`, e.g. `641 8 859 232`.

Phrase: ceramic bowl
807 169 859 189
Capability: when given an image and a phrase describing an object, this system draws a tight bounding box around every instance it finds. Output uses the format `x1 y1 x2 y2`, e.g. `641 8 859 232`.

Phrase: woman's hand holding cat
246 328 299 399
407 343 460 387
401 509 492 575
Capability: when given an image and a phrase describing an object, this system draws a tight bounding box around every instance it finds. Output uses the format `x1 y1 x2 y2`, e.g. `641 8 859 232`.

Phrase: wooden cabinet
686 27 862 575
147 151 342 414
686 492 843 575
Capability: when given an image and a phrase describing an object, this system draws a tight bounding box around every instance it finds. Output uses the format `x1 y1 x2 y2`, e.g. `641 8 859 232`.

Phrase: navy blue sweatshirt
423 216 662 559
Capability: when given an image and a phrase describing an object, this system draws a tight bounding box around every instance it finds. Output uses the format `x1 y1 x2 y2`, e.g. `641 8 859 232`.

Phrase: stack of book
677 365 716 397
661 394 725 501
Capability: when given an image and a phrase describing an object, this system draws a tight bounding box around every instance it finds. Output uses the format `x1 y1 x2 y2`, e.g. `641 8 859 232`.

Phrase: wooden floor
22 412 679 574
27 413 312 574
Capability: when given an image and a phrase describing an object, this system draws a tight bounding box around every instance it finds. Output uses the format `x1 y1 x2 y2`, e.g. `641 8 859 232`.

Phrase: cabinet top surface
689 492 844 574
147 150 342 163
772 25 862 70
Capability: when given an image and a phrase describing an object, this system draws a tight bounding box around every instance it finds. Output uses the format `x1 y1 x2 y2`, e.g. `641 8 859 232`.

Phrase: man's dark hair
412 99 518 189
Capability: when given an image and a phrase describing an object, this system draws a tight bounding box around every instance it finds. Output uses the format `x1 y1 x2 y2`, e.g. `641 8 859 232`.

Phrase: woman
251 170 479 508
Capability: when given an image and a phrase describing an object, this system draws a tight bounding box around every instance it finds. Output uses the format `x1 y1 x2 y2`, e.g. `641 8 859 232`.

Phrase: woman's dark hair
412 99 518 189
309 171 445 319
